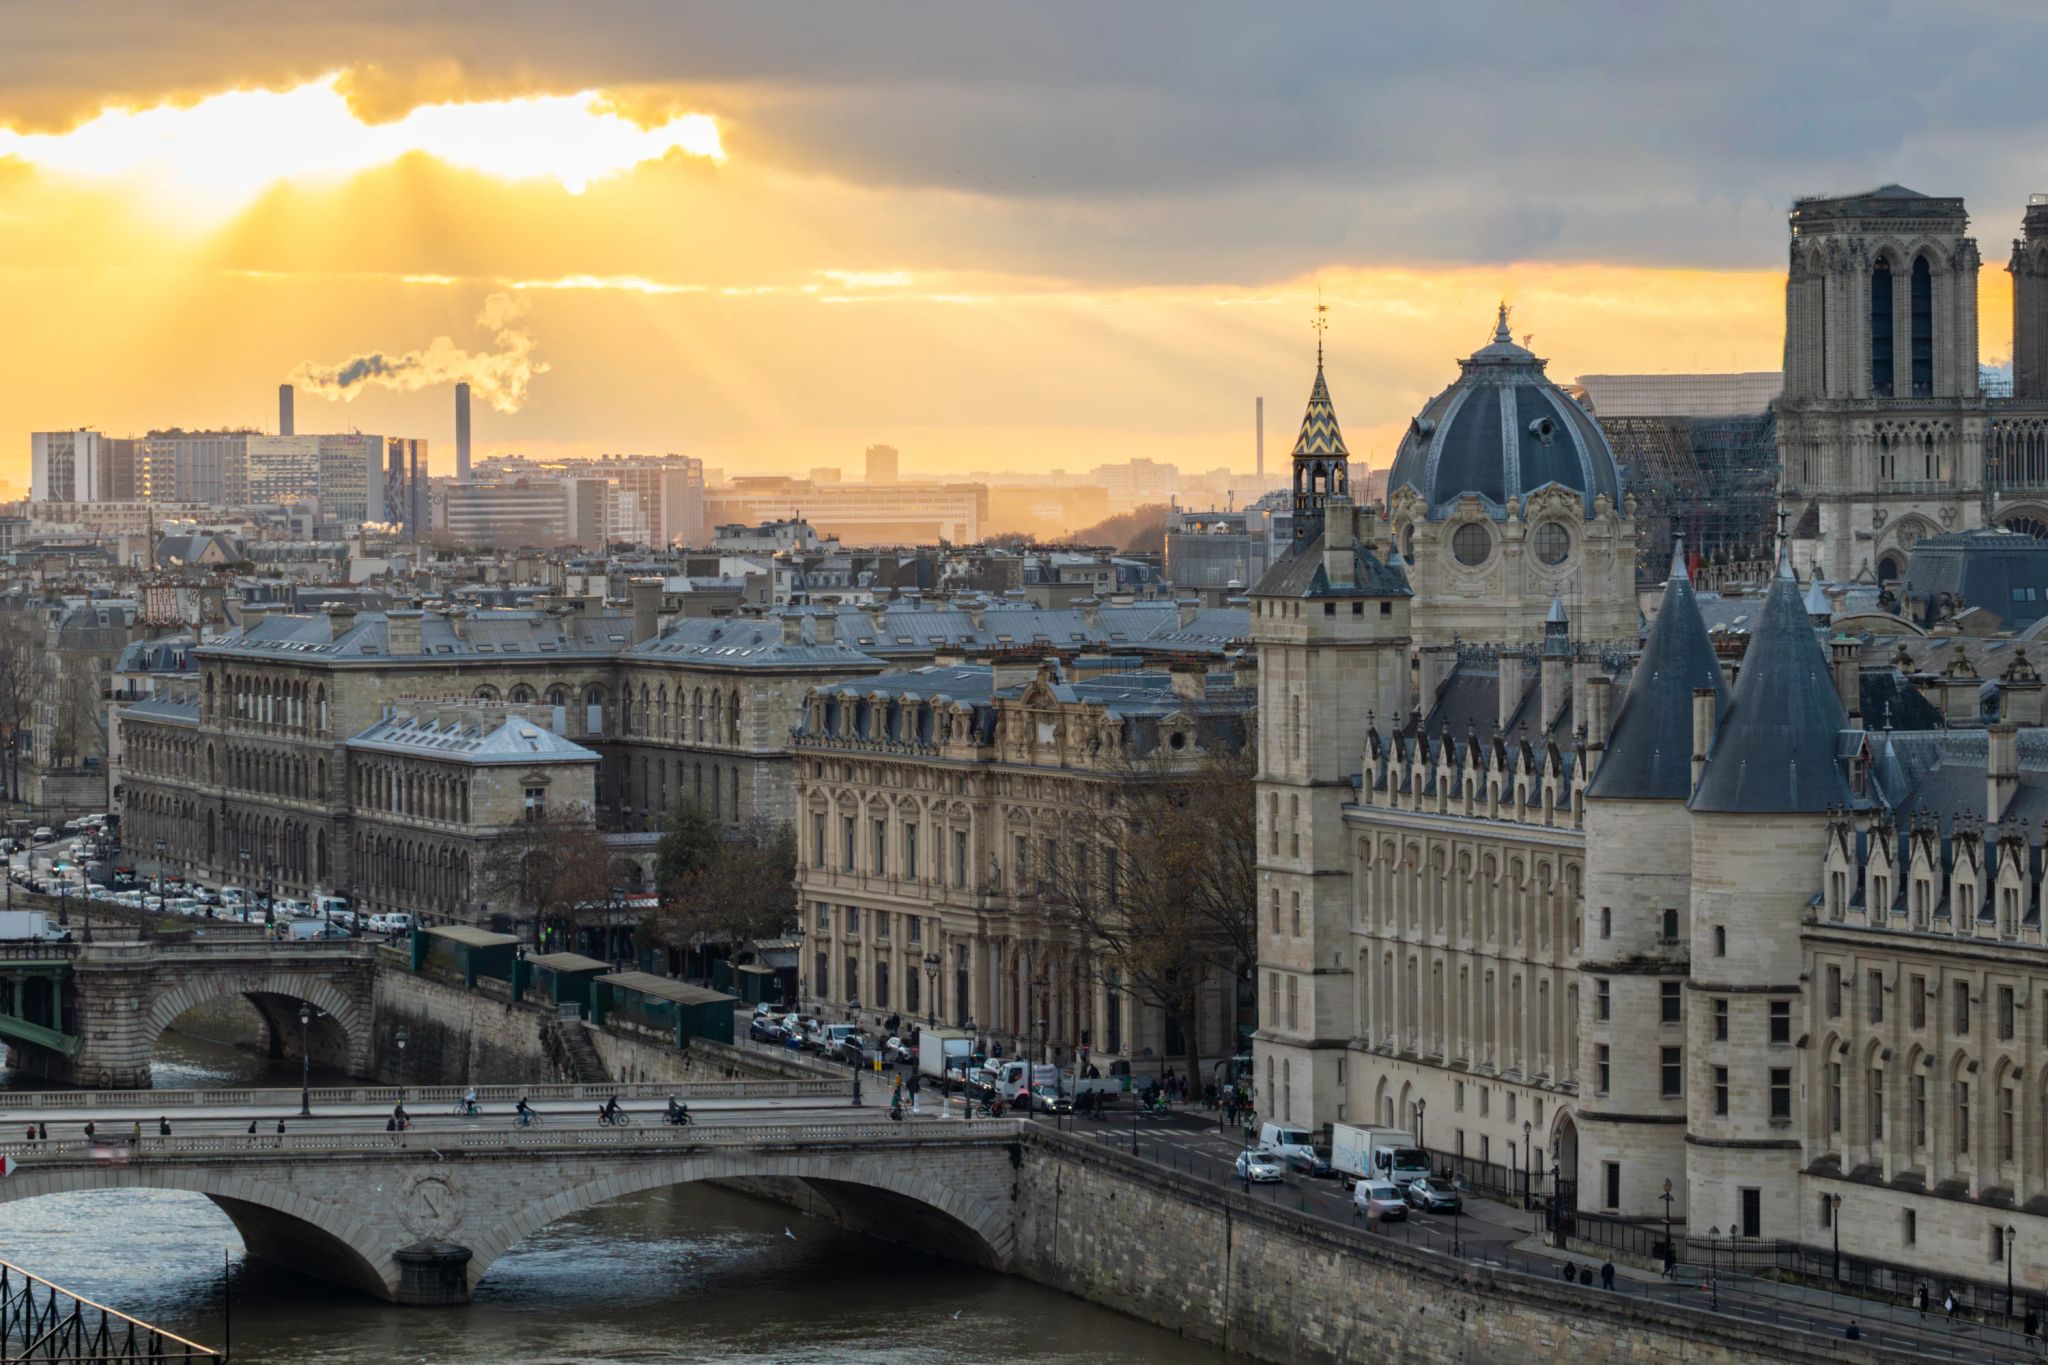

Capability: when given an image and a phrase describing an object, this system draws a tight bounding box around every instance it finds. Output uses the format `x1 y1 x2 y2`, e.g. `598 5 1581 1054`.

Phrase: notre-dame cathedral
1781 185 2048 581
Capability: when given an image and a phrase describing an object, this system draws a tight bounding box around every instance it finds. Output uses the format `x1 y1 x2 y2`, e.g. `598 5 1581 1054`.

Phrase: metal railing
0 1079 851 1111
0 1114 1024 1162
0 1258 218 1362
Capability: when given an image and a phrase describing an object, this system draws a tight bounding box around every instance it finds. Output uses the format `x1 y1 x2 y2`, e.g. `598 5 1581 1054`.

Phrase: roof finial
1313 285 1330 367
1495 300 1512 344
1669 535 1689 585
1775 505 1795 580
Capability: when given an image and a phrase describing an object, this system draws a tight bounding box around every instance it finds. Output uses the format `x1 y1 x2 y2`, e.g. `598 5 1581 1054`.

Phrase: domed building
1386 307 1638 646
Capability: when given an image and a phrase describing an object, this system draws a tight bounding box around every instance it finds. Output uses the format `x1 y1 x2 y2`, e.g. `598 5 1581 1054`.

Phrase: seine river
0 1031 1228 1364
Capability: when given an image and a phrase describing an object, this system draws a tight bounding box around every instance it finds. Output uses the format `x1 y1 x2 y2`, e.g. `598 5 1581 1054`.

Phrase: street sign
0 1154 17 1177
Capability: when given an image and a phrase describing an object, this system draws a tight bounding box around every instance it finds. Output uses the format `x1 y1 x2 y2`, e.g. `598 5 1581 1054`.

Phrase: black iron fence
0 1259 218 1362
1420 1145 1545 1206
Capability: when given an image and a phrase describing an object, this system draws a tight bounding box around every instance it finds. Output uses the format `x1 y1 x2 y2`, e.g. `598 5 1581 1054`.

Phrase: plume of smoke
290 293 548 413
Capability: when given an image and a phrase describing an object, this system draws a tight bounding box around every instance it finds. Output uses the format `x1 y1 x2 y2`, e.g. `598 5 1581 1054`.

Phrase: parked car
748 1016 785 1043
1403 1176 1463 1214
1235 1149 1285 1184
31 828 53 844
883 1035 917 1068
1029 1084 1073 1115
1353 1180 1409 1221
836 1031 874 1066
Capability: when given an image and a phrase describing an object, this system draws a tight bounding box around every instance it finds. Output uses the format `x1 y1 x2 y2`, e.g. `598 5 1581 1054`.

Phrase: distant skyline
3 2 2043 487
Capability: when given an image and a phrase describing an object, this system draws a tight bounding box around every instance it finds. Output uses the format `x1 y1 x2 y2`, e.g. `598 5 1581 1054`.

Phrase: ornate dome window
1533 522 1572 566
1453 523 1493 566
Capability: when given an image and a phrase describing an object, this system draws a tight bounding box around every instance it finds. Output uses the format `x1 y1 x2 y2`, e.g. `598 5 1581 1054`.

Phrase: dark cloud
7 1 2048 277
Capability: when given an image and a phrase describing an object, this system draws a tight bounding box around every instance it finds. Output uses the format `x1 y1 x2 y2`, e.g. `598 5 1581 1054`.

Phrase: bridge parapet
0 1078 851 1111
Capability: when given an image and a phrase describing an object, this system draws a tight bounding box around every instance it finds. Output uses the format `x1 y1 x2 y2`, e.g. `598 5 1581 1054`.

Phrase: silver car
1353 1179 1410 1221
1235 1148 1285 1183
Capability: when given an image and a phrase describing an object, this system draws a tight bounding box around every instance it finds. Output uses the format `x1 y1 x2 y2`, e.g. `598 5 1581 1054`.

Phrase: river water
0 1030 1230 1364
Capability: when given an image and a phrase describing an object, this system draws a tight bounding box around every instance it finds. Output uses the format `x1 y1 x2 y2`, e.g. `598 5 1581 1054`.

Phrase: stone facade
791 661 1249 1074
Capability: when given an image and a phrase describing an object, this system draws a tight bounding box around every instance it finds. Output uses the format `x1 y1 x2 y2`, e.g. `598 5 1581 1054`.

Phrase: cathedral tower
1777 186 1983 582
2011 194 2048 400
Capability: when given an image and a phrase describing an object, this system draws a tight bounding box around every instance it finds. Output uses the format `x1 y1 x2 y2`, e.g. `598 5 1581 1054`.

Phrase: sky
2 1 2044 487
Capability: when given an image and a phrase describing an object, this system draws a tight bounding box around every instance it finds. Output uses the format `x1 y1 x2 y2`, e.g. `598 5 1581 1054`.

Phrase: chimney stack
1321 498 1355 591
1691 687 1719 790
386 609 423 655
455 381 472 482
1170 662 1207 701
278 384 295 437
779 609 804 645
2003 649 2046 725
329 606 357 642
1497 652 1524 732
815 609 837 645
1830 635 1863 720
1990 721 2020 822
631 577 662 645
1586 675 1613 757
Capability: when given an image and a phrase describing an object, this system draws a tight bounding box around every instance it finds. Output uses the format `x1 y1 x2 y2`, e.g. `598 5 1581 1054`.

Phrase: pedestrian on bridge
275 1118 286 1137
36 1122 45 1142
246 1120 257 1135
82 1121 94 1141
20 1124 31 1144
158 1117 170 1137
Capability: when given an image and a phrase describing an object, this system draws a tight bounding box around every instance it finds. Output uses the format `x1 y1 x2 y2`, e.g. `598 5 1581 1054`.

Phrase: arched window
1910 255 1934 398
1870 257 1894 396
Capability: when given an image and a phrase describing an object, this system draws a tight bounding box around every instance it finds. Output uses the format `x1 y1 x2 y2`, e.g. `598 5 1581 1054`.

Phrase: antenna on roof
1313 285 1330 366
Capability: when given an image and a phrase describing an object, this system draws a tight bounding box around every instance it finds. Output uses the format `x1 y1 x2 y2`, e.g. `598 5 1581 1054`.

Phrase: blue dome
1387 309 1623 522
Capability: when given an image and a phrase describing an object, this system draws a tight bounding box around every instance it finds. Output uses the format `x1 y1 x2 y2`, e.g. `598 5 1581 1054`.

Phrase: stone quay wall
1011 1132 1914 1365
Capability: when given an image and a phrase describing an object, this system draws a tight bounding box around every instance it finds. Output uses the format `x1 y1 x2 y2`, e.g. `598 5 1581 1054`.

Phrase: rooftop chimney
1691 686 1718 790
1170 662 1208 701
1830 635 1862 720
329 606 357 642
455 381 472 482
1585 674 1613 758
779 609 804 645
1177 597 1201 628
1321 499 1356 591
278 384 295 437
1990 721 2020 821
631 577 662 645
1497 652 1524 732
815 609 837 645
386 609 423 655
2003 649 2045 725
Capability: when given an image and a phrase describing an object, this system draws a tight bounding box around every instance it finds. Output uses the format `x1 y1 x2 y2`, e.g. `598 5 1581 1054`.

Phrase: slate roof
347 712 600 765
1589 545 1728 801
1292 363 1349 459
121 691 201 726
1249 531 1411 599
1386 307 1623 522
1690 554 1854 814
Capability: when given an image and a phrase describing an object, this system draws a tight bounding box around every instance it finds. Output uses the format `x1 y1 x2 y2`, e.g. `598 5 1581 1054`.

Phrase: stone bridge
0 1109 1023 1304
0 935 376 1088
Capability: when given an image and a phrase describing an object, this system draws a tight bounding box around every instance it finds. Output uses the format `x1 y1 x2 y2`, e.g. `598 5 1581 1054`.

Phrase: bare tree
480 806 615 951
640 816 797 963
1040 748 1256 1091
0 613 45 803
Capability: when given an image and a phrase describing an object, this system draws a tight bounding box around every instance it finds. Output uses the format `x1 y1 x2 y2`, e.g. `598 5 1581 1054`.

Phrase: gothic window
1871 257 1895 396
1910 255 1934 398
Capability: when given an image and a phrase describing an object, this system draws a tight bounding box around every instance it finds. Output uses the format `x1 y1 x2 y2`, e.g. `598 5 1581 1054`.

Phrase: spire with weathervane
1292 292 1351 545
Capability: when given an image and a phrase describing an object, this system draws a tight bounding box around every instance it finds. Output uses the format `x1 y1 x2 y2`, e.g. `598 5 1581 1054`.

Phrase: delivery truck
918 1028 976 1086
1330 1123 1430 1188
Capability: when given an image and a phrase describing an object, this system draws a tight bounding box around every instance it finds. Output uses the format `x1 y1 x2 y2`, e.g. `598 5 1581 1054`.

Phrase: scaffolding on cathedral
1601 410 1780 583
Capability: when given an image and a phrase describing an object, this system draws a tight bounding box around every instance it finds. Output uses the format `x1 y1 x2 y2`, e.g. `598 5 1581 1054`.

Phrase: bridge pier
394 1243 475 1306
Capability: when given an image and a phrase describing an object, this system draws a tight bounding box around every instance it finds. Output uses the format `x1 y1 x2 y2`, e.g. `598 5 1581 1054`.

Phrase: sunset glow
0 74 724 205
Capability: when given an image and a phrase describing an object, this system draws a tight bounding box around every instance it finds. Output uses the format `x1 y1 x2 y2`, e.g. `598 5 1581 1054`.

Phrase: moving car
1028 1084 1072 1115
1235 1149 1285 1184
1353 1180 1409 1222
1283 1147 1336 1179
1404 1176 1463 1214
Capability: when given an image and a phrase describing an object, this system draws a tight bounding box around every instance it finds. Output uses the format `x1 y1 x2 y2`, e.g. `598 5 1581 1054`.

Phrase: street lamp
1826 1193 1842 1285
1661 1178 1676 1272
265 860 278 927
2009 1223 2018 1321
394 1026 410 1105
1523 1120 1533 1210
299 1003 313 1117
154 838 167 919
923 952 939 1028
1415 1096 1426 1151
238 847 250 920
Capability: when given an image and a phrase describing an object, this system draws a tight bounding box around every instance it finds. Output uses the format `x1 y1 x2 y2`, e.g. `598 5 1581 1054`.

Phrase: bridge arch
142 973 371 1080
461 1147 1016 1292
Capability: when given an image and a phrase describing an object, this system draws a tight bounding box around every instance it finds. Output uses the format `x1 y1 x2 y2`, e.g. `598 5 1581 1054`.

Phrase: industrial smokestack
278 384 295 437
455 381 472 482
1255 396 1264 480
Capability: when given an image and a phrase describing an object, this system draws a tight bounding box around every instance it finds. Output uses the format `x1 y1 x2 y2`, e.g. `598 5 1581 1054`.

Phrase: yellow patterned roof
1293 364 1349 459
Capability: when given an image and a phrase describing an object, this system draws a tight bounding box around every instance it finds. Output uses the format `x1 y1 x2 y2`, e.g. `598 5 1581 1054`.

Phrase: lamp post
1415 1096 1426 1151
1835 1195 1851 1293
238 847 250 921
299 1003 313 1117
154 838 167 919
1523 1120 1533 1210
1661 1178 1676 1271
923 952 939 1028
2009 1223 2018 1321
793 921 807 1014
394 1026 409 1105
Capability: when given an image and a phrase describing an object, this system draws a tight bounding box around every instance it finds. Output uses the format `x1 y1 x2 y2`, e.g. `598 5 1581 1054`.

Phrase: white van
1259 1122 1319 1167
218 886 248 910
312 895 352 925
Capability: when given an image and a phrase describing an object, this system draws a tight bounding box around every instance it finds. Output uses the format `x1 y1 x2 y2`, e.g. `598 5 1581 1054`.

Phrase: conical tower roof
1292 364 1349 459
1689 550 1852 814
1588 542 1725 801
